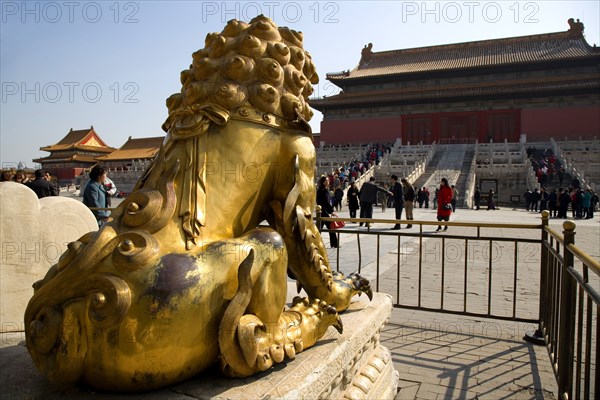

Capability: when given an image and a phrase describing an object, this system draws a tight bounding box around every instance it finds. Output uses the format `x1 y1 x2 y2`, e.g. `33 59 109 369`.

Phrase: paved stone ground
323 204 599 399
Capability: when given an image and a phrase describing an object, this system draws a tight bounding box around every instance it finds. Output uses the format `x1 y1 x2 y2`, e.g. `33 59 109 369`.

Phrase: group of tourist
416 187 431 208
1 169 59 198
317 174 459 247
524 186 597 219
391 177 454 232
321 142 394 197
527 147 568 187
472 187 497 210
363 143 393 168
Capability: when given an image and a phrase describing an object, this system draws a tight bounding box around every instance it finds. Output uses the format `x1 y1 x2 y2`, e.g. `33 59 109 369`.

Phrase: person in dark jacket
346 181 360 219
558 188 570 218
473 187 481 210
450 185 459 212
487 189 496 210
588 190 598 219
417 187 425 208
390 175 404 229
524 189 532 211
531 188 540 212
539 187 548 212
316 176 338 248
574 189 584 218
359 177 391 228
548 189 558 217
44 171 59 195
401 178 415 228
333 185 344 211
27 169 59 198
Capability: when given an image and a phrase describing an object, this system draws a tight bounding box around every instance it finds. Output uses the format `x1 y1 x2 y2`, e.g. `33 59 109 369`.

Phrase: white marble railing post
463 156 477 209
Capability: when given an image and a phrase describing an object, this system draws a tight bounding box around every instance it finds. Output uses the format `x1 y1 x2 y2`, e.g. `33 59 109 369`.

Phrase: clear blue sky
1 1 599 168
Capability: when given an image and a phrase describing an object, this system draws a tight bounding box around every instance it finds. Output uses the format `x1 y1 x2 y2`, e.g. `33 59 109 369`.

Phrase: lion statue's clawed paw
219 292 343 377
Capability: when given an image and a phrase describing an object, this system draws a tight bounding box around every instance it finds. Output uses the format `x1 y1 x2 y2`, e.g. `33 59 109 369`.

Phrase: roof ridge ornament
567 18 584 37
360 43 373 66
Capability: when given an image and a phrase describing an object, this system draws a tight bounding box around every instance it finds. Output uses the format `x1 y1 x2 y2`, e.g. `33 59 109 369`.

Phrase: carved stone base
176 292 398 400
0 292 397 399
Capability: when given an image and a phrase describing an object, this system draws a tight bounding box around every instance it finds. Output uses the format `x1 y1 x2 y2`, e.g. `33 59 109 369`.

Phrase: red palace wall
319 110 521 144
319 117 403 144
48 167 85 182
319 106 600 144
521 106 600 141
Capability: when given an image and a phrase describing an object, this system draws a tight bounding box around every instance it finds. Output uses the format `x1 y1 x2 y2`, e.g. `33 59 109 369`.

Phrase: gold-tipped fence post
557 220 576 398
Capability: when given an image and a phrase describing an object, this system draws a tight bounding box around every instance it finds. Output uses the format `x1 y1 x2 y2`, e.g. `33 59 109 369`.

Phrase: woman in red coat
436 178 453 231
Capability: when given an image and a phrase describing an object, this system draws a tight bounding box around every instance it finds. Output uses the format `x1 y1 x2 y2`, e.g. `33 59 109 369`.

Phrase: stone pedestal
0 293 397 399
0 182 98 346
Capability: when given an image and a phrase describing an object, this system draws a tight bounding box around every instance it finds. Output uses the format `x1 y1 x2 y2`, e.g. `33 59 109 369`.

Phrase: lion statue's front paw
328 272 373 312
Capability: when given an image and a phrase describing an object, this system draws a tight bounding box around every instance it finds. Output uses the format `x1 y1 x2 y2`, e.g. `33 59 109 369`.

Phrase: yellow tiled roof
97 136 164 161
327 25 599 81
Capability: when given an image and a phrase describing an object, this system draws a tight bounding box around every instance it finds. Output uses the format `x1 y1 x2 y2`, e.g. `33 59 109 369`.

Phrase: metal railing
540 218 599 400
318 211 541 322
317 210 598 399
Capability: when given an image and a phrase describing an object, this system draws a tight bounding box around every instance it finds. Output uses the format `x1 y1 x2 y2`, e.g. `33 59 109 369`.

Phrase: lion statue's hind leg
217 228 342 377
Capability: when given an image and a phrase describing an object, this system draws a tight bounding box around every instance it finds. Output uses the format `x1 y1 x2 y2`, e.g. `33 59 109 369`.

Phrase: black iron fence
317 209 598 399
540 220 599 399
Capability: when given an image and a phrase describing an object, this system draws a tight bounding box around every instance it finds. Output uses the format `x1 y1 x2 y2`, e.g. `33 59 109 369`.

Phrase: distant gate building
310 19 600 145
33 126 115 185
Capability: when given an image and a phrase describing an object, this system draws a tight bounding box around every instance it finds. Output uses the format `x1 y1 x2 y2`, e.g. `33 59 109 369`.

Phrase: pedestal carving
175 292 398 400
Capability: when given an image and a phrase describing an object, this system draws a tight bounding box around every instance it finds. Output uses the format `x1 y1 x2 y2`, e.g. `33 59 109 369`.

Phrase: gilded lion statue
25 15 371 392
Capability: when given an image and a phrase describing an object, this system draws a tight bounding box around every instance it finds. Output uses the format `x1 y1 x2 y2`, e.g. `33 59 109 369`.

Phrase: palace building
95 136 163 170
310 19 600 145
33 126 115 185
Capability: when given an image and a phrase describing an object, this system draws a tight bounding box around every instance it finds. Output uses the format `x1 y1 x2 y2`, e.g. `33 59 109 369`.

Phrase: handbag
330 214 346 229
443 203 452 210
